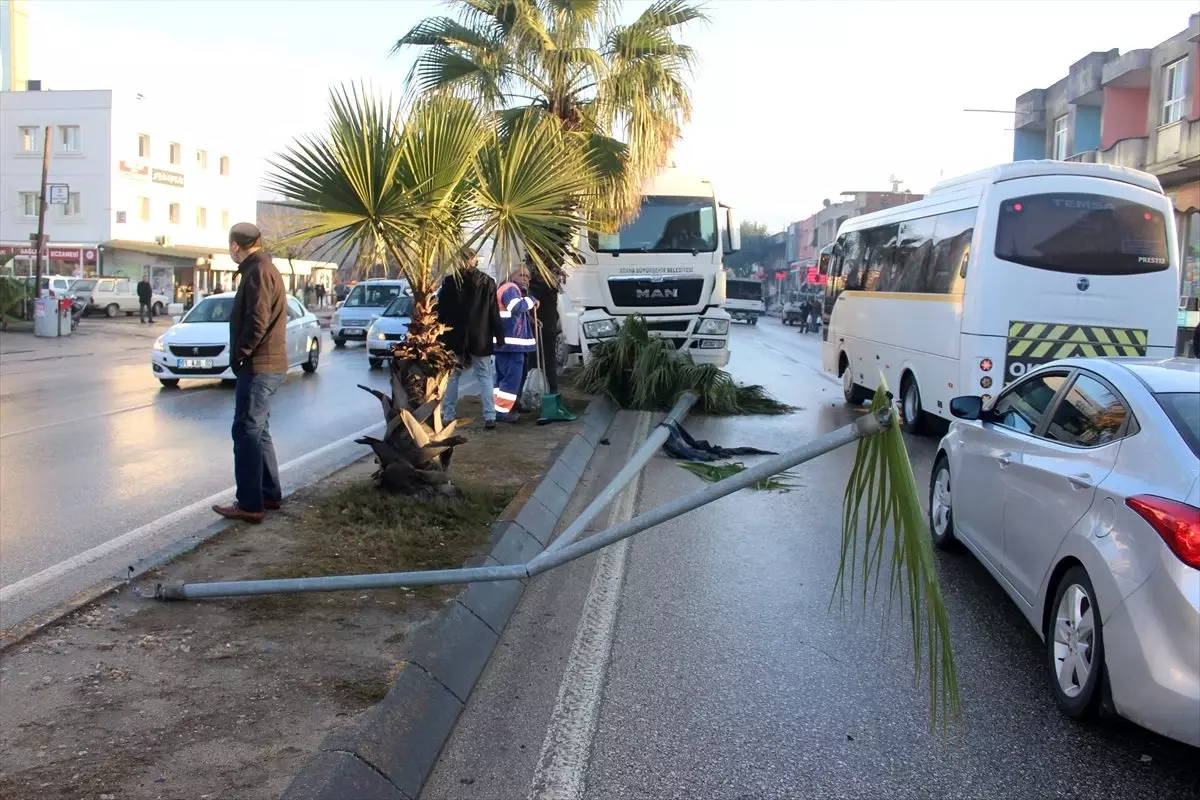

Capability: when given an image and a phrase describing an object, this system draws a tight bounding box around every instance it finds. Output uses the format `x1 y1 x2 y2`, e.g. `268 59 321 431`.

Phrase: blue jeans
442 355 495 422
232 371 285 512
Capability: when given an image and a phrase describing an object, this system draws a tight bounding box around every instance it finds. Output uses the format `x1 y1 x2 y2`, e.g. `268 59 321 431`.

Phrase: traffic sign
48 184 70 204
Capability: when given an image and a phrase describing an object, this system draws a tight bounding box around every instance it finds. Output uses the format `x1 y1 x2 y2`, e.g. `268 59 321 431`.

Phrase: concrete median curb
281 394 618 800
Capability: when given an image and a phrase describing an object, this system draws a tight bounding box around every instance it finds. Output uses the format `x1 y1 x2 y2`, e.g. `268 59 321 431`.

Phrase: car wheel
153 301 164 316
842 359 870 405
302 341 320 373
105 303 120 318
928 456 958 550
159 379 179 389
333 337 346 348
1048 566 1104 719
900 375 929 435
555 329 569 372
368 357 383 370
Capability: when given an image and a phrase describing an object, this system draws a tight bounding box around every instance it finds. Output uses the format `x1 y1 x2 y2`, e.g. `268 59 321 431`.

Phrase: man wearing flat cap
213 222 288 524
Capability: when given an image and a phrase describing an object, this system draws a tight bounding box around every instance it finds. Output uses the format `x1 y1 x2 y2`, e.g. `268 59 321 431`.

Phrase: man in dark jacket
438 248 505 429
137 272 154 323
212 222 288 523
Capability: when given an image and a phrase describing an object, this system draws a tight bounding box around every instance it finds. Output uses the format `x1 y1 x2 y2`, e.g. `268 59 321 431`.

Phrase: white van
821 160 1179 433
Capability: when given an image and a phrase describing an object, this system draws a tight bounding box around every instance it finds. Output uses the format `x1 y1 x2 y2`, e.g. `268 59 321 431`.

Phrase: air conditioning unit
155 235 172 247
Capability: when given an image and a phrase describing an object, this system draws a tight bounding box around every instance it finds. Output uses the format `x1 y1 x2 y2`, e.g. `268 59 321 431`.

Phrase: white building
0 88 256 301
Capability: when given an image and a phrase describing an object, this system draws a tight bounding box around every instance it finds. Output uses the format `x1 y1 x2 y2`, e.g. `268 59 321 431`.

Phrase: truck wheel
900 375 929 435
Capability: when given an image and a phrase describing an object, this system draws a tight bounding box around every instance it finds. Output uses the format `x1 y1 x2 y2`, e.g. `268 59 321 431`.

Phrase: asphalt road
0 322 479 631
422 318 1200 800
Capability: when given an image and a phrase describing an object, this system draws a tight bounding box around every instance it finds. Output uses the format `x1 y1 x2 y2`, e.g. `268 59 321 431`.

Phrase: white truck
559 167 741 367
723 277 765 325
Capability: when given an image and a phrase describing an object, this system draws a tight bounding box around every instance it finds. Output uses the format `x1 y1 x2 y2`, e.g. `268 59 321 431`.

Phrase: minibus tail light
980 358 993 372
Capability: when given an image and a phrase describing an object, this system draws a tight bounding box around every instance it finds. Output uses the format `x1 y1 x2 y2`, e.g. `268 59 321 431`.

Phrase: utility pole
33 123 52 298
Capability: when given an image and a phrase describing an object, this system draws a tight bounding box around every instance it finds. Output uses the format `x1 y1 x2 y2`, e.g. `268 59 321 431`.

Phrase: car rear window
995 193 1169 275
1155 393 1200 458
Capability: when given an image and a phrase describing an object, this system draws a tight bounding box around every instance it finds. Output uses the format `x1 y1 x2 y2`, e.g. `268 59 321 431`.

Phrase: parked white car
74 277 169 318
366 294 413 368
931 358 1199 746
150 292 321 387
331 279 410 347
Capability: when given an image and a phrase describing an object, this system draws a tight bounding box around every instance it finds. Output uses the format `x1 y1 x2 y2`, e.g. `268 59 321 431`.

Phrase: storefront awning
102 240 218 262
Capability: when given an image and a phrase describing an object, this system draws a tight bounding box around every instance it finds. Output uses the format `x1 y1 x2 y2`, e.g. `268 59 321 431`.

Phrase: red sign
0 245 97 262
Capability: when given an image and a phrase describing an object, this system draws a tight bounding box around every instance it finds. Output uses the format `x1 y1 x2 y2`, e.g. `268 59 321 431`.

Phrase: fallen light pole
156 405 892 602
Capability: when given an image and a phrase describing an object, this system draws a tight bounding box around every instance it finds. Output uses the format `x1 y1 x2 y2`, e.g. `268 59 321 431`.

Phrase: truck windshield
590 196 717 253
726 280 763 301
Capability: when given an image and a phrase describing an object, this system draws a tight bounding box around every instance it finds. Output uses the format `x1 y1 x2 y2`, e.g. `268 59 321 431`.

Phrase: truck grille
169 344 225 357
608 277 703 308
644 319 691 333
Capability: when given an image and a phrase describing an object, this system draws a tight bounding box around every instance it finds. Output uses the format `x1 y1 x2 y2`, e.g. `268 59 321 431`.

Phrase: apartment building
1012 13 1200 323
0 88 255 301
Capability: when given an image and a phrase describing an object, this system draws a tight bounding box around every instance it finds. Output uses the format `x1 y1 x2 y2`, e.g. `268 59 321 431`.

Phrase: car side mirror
335 301 344 310
949 395 983 421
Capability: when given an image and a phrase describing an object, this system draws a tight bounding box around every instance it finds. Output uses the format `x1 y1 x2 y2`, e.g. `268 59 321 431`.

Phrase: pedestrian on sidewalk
316 282 326 309
493 267 537 423
137 272 154 323
212 222 288 524
438 248 505 430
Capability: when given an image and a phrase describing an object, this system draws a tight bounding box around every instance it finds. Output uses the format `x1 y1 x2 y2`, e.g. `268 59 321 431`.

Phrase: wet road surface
422 318 1200 800
0 326 478 630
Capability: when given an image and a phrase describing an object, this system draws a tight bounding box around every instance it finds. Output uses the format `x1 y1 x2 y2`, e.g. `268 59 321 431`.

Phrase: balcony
1014 88 1046 130
1067 49 1118 105
1101 48 1152 88
1097 137 1148 171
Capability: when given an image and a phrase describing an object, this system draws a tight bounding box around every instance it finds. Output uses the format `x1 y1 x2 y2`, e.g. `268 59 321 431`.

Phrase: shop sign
152 168 185 188
0 245 98 262
119 160 150 180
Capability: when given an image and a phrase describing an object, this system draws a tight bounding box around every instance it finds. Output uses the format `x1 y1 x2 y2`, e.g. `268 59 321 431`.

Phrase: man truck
558 167 742 367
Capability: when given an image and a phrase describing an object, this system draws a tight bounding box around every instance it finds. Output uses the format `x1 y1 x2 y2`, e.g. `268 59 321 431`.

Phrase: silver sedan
930 358 1199 747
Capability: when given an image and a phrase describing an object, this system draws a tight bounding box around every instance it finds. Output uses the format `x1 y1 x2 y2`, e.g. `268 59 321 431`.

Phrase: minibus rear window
995 193 1169 275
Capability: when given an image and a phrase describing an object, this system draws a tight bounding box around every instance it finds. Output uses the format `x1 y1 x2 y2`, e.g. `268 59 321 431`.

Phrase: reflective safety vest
494 281 537 353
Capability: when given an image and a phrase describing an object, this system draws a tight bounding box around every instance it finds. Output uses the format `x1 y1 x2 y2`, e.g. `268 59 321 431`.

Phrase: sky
24 0 1199 231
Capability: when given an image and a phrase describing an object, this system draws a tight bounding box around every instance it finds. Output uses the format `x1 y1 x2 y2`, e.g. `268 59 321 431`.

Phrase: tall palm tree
265 85 594 494
394 0 705 226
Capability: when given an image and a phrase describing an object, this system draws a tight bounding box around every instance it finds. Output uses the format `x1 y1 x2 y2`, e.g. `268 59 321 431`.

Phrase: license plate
344 328 364 336
177 358 213 369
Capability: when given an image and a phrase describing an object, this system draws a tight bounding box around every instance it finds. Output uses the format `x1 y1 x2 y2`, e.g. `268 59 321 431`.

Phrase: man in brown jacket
213 222 288 523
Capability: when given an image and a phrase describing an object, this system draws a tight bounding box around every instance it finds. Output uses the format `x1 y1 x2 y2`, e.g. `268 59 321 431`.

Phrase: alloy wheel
931 467 952 537
1052 584 1095 699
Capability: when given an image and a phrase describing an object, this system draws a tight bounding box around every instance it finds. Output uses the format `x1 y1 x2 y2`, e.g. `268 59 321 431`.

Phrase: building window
1162 56 1190 126
196 207 207 228
19 191 40 217
18 125 40 153
139 196 151 221
1052 116 1068 160
169 203 181 224
221 210 230 230
219 155 230 176
196 149 208 170
63 192 81 217
59 126 81 153
138 134 151 158
169 142 181 165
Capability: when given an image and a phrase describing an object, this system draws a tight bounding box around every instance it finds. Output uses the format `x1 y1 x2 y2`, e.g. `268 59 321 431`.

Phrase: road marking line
0 419 385 606
758 339 840 386
527 411 650 800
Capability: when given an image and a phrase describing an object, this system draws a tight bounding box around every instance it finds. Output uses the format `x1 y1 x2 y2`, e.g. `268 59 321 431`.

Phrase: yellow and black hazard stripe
1006 320 1148 360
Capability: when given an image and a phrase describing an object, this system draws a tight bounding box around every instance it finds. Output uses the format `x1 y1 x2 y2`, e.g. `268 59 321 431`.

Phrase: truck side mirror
723 206 741 254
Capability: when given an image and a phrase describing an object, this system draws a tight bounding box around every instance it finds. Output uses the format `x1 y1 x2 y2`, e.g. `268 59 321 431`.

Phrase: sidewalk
0 316 166 366
0 390 597 800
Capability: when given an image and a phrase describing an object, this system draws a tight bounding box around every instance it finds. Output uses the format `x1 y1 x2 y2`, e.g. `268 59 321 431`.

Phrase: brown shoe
212 504 265 524
264 499 282 511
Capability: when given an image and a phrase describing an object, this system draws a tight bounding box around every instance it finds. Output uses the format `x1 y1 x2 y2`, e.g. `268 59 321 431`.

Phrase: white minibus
821 160 1180 433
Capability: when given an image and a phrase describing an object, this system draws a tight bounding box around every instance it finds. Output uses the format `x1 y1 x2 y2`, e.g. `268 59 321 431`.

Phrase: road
0 321 479 631
422 318 1200 800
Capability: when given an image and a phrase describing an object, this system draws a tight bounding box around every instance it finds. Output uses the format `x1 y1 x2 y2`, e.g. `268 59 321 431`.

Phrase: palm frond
678 460 798 491
835 380 961 732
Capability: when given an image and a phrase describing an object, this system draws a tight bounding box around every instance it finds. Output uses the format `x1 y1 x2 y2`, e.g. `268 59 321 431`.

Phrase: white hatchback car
931 358 1199 746
366 294 413 368
150 292 321 387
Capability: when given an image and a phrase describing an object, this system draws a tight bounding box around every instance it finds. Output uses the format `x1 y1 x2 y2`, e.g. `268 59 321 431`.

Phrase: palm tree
265 85 594 495
394 0 705 226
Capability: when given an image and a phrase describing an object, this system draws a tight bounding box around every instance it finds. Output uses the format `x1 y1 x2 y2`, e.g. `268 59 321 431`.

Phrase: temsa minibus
821 160 1179 434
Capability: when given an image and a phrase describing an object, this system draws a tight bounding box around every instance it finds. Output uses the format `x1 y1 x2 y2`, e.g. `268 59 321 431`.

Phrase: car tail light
1126 495 1200 569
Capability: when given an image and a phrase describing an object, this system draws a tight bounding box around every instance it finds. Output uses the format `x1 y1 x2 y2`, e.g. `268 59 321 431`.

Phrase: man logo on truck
636 288 679 299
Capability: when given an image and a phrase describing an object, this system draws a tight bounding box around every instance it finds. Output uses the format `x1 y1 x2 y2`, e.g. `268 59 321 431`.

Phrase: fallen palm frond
835 379 961 732
573 315 791 415
677 461 798 492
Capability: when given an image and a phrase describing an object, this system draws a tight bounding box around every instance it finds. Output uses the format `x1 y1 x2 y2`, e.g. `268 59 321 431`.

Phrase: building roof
102 240 218 261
